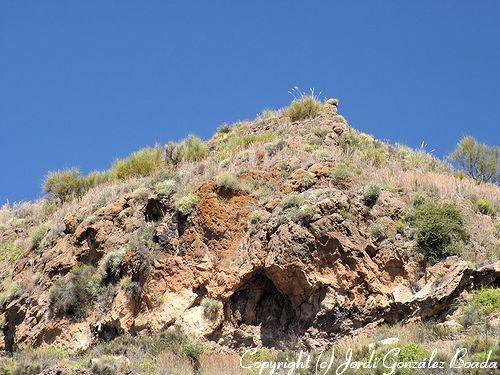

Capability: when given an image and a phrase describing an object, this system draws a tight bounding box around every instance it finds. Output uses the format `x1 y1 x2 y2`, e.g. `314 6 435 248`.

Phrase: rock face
3 181 497 352
0 102 498 353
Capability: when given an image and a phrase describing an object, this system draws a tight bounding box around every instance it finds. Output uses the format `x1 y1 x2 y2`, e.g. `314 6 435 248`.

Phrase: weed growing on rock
362 182 381 206
201 297 221 320
282 193 304 208
175 193 199 215
331 163 351 185
0 278 21 306
369 221 386 239
49 265 101 317
28 223 47 250
154 179 176 195
216 173 242 193
99 249 126 284
249 211 262 224
296 204 316 223
121 276 142 299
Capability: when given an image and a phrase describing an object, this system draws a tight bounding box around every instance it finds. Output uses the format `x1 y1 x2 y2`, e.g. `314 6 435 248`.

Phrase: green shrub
91 328 202 362
0 241 24 262
154 179 176 195
110 146 163 180
44 169 110 203
286 97 322 122
331 163 351 184
10 347 68 375
458 336 496 355
362 182 381 206
411 193 427 208
131 187 149 201
43 168 89 202
165 135 208 166
460 305 482 328
179 135 209 163
311 125 329 140
121 276 142 299
369 221 386 239
91 356 122 375
296 204 316 223
396 343 429 362
448 135 499 184
256 109 279 122
119 228 154 299
338 132 362 153
28 223 47 250
217 124 232 134
468 288 500 315
395 218 407 235
475 198 494 216
264 138 285 156
86 171 111 188
363 147 387 167
216 173 239 191
0 279 21 306
99 249 126 284
219 158 230 168
249 212 262 224
180 341 203 362
175 193 199 215
300 175 315 190
412 202 468 262
218 132 277 158
313 148 330 159
282 193 304 208
49 265 100 317
475 346 500 363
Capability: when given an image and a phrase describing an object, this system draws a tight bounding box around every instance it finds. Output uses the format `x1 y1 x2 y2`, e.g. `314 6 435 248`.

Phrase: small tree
449 136 499 184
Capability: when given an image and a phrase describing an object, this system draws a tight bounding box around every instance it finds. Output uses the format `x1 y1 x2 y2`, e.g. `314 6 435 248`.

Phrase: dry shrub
156 351 195 375
199 352 243 375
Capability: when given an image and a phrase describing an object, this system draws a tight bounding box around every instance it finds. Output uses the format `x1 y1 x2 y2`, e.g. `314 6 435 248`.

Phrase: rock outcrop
1 100 498 354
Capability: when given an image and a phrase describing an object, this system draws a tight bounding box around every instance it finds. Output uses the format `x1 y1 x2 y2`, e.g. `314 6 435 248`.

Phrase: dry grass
154 350 195 375
199 352 243 375
334 321 456 359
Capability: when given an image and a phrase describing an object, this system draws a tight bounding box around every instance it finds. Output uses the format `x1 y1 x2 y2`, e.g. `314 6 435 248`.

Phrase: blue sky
1 1 499 204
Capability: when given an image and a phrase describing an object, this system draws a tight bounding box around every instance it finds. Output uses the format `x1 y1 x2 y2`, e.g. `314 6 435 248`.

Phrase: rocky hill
0 97 498 374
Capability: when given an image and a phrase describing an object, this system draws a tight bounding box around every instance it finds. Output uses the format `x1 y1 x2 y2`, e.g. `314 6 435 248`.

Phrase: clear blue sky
1 1 499 204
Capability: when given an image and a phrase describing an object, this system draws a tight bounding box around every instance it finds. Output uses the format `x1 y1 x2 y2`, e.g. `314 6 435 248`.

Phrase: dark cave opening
225 272 298 347
143 198 167 222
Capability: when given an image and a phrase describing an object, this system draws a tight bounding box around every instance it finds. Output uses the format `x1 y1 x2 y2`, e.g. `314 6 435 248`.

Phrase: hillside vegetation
0 95 498 374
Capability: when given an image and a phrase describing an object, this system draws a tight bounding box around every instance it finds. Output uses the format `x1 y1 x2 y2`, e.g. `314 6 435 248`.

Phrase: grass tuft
110 146 163 180
286 97 323 122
